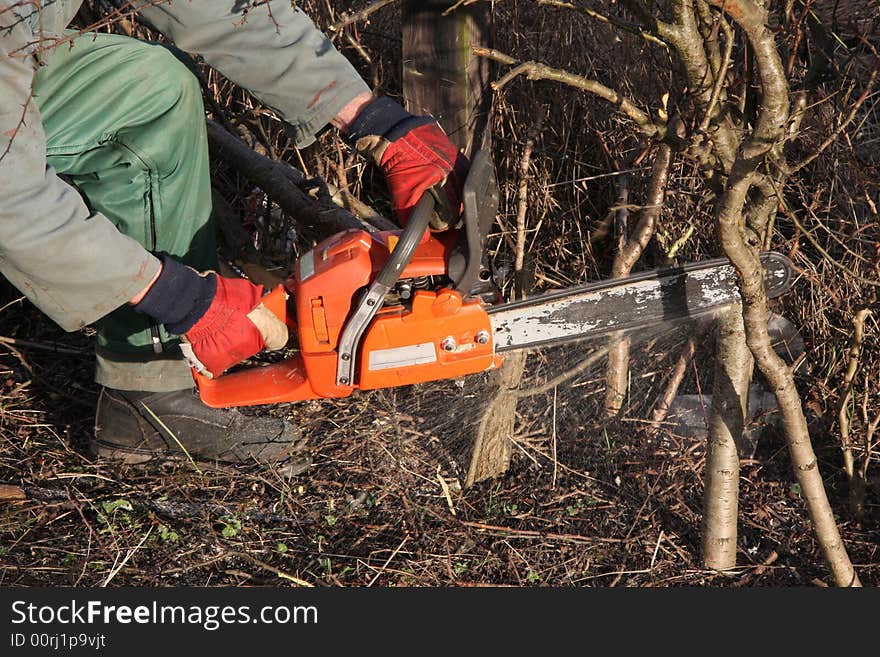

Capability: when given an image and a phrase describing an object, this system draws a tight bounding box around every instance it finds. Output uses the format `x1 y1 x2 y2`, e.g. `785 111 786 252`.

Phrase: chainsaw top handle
334 192 436 386
376 193 436 288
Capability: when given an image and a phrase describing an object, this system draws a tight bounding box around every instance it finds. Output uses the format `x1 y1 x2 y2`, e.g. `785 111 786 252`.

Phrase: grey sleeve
0 14 160 332
136 0 372 147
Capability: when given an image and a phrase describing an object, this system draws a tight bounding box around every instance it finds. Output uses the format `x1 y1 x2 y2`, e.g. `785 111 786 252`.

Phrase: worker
0 1 468 475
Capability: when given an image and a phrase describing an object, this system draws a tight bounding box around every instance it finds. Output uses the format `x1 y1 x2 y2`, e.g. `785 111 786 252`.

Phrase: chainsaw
193 150 794 408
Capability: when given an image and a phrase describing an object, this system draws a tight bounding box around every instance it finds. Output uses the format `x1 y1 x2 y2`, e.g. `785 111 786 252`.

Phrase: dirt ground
1 1 879 587
1 290 877 587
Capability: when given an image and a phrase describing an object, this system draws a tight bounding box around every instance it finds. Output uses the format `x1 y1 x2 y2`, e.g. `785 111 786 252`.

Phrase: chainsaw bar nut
475 330 490 345
441 336 457 352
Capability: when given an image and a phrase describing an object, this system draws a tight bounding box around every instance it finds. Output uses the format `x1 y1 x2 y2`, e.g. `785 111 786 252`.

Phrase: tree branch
604 143 673 416
473 47 666 138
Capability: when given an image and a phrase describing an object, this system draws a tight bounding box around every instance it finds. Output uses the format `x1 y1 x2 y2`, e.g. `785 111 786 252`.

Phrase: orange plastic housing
195 229 504 408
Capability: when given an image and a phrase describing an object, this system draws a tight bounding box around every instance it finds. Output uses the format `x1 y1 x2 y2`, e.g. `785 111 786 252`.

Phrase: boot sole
90 440 157 465
89 439 312 476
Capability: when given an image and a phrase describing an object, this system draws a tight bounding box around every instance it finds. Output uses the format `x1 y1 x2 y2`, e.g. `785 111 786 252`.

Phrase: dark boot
92 387 310 476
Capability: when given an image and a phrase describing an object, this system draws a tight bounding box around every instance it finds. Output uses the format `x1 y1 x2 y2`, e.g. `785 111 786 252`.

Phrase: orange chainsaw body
194 228 503 408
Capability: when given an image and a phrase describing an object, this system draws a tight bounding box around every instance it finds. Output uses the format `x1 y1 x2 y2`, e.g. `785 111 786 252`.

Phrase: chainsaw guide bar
490 251 794 352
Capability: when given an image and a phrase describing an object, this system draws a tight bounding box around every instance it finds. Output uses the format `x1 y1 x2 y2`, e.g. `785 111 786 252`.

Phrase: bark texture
465 351 527 487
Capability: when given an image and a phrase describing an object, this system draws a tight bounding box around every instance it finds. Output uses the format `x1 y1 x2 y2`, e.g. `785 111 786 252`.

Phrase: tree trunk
705 0 860 588
702 304 753 570
604 145 671 416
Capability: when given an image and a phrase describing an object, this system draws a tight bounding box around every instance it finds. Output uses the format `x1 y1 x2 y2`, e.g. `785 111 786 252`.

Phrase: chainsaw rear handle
334 192 436 386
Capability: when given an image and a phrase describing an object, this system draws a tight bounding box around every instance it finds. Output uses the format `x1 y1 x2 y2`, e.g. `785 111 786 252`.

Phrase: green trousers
33 33 217 392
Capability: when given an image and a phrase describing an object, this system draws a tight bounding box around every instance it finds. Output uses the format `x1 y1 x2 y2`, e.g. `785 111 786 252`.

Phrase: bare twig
100 527 152 587
328 0 398 32
442 0 493 16
513 348 609 398
473 48 665 138
515 109 545 282
770 177 880 287
651 324 711 426
699 12 734 133
787 70 879 175
538 0 669 48
228 551 314 587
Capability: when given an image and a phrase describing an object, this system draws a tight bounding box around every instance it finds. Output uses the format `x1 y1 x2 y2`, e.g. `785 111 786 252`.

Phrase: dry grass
1 0 879 587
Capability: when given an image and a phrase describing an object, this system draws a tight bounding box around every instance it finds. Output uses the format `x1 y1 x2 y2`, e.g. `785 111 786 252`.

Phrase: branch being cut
465 107 542 487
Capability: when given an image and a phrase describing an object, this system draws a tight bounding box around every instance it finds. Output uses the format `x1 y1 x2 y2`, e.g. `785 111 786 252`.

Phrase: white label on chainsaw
299 249 316 281
368 342 437 371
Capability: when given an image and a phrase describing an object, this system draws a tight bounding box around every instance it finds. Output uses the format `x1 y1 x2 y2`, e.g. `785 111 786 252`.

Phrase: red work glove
134 255 287 378
344 96 469 229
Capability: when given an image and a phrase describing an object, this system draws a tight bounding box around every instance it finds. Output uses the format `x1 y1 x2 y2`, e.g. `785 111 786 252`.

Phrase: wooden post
403 2 524 487
401 0 492 156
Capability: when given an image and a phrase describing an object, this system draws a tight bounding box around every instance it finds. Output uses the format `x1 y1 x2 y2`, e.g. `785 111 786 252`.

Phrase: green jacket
0 0 369 331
